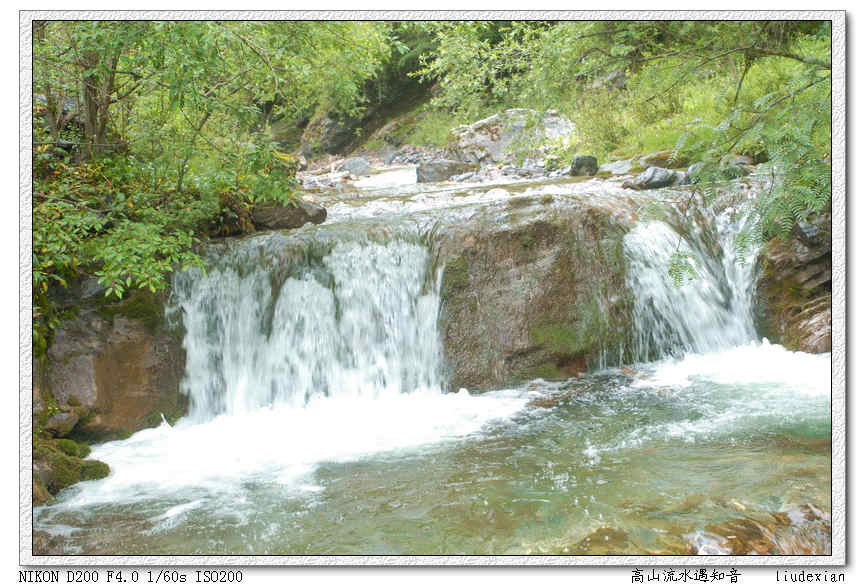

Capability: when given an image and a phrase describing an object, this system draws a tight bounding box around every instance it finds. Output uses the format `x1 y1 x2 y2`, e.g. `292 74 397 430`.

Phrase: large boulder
569 155 598 177
623 166 686 190
437 194 638 390
251 200 327 231
416 159 474 183
449 108 575 165
43 289 188 441
337 157 374 176
754 214 831 353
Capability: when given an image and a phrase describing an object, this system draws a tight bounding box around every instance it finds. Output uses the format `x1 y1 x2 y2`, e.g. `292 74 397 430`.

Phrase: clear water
33 171 831 556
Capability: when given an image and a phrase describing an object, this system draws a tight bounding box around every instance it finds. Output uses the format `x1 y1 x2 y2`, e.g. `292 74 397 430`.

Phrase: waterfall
624 204 760 361
171 239 444 421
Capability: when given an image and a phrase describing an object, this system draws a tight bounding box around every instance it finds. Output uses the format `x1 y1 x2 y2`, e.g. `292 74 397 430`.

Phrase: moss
521 362 569 380
80 459 110 481
98 289 164 331
441 254 470 300
595 170 613 178
520 231 537 249
55 438 91 459
44 451 82 494
530 325 579 356
628 164 648 174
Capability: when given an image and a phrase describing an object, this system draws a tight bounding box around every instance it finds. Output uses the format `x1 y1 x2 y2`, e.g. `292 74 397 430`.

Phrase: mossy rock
33 474 53 506
521 362 569 380
143 390 189 430
80 459 110 481
441 254 470 300
98 289 165 331
530 325 579 356
43 451 83 494
55 438 91 459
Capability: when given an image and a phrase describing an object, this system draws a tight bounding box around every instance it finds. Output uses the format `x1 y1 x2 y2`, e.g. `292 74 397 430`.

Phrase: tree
32 20 391 352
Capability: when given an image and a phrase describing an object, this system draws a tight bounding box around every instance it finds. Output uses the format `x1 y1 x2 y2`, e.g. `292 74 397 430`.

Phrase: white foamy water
631 340 830 396
48 239 531 509
52 387 529 509
625 206 759 361
173 240 445 419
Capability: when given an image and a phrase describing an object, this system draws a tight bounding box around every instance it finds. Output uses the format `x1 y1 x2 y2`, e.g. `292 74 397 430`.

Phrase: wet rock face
437 196 636 390
299 115 355 156
43 290 188 441
755 214 831 353
449 108 574 165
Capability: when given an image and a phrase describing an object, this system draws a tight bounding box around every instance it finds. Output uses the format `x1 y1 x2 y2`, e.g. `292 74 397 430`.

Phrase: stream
34 167 831 555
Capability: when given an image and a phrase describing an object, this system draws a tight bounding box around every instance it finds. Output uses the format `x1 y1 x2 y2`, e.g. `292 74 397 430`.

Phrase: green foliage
416 19 831 276
55 438 91 459
33 21 393 353
668 251 699 287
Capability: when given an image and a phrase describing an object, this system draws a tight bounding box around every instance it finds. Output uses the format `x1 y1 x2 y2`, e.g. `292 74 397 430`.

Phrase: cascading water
624 205 759 361
34 175 830 556
173 240 445 420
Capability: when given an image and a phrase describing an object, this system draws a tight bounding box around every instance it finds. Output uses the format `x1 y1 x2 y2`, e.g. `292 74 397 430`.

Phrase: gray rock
251 200 327 230
452 172 476 182
599 159 635 175
720 154 755 178
449 108 574 165
721 153 754 167
44 412 79 437
623 167 685 190
299 116 355 156
79 277 107 299
416 159 473 183
794 221 822 245
686 162 705 184
569 155 598 177
337 157 373 176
